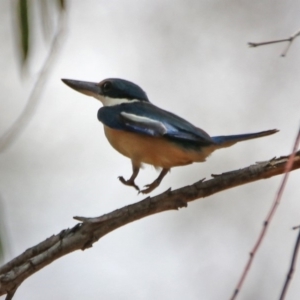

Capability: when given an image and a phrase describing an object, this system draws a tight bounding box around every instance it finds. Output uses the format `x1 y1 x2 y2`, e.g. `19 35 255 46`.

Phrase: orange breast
104 126 216 169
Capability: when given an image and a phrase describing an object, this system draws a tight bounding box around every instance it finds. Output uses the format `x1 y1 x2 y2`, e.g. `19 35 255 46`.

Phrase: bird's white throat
94 95 139 106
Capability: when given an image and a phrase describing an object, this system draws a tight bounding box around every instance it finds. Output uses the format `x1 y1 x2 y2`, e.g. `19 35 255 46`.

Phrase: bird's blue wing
119 112 168 136
98 102 214 146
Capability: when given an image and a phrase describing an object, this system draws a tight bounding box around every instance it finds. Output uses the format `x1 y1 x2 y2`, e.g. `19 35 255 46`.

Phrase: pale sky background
0 0 300 299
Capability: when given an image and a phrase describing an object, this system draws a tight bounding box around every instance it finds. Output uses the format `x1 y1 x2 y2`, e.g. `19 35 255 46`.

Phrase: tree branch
248 28 300 57
230 127 300 300
0 151 300 297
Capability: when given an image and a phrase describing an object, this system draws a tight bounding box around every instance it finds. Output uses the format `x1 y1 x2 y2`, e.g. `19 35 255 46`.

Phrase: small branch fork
248 29 300 57
230 128 300 300
0 150 300 298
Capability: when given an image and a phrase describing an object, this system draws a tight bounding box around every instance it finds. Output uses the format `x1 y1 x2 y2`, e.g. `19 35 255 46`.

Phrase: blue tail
212 129 278 148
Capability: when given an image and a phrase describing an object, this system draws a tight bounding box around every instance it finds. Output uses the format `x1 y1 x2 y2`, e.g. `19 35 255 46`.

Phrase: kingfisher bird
62 78 278 194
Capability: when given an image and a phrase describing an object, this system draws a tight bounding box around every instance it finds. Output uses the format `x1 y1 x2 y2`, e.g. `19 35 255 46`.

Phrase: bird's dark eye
102 81 112 92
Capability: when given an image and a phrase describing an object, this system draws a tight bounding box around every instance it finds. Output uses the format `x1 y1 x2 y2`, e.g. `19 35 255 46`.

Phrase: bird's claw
138 182 158 194
118 176 140 191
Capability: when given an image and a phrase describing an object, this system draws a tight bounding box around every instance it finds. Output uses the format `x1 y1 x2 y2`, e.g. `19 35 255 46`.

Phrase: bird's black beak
61 79 102 97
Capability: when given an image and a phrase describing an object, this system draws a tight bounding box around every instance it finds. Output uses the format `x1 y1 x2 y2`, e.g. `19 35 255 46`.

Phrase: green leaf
18 0 30 64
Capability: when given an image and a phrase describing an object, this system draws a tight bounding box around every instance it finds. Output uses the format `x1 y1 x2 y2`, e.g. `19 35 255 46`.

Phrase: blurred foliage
0 196 5 263
0 0 67 262
18 0 29 63
0 237 3 262
17 0 66 66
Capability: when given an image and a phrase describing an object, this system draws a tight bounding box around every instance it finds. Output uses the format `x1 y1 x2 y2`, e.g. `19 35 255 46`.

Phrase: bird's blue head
62 78 149 106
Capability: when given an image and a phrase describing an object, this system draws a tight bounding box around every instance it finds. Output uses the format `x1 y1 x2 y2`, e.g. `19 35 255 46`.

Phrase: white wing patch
120 112 167 136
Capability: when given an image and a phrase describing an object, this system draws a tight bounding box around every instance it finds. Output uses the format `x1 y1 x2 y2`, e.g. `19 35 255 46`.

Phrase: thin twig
229 127 300 300
279 227 300 300
248 29 300 57
249 38 292 47
5 286 17 300
0 10 67 153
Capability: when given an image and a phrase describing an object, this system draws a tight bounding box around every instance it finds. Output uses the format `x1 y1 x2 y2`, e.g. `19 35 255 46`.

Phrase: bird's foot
139 168 169 194
118 176 140 191
139 181 160 194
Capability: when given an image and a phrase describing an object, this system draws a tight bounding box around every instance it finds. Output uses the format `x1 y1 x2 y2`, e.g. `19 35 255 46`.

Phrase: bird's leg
118 165 140 191
140 168 169 194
